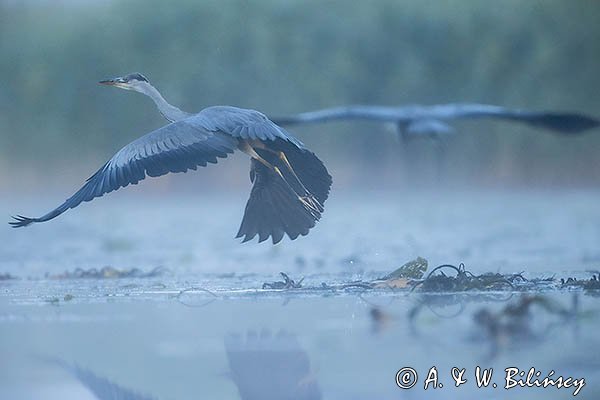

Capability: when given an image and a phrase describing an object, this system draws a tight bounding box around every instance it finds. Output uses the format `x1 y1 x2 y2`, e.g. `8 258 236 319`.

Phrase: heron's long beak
98 78 130 89
98 78 116 85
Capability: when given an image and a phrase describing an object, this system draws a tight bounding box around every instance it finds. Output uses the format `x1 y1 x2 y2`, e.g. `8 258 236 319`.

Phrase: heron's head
99 72 150 92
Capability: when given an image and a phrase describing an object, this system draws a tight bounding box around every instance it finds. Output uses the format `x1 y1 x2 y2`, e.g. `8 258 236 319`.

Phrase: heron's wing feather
10 119 238 227
236 159 319 244
264 139 332 205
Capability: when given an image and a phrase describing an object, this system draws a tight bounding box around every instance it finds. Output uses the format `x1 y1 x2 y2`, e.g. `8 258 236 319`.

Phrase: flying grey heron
10 73 332 244
272 104 600 141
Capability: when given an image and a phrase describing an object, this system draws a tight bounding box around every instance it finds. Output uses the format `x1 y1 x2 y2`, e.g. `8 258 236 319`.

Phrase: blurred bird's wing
422 103 600 134
271 105 418 125
10 114 239 227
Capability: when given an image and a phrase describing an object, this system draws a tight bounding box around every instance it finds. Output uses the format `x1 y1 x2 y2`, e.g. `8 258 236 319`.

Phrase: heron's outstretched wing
10 115 238 227
273 104 600 134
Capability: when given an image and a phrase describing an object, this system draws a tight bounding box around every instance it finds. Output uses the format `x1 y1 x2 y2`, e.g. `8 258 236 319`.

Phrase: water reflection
2 288 597 399
472 294 581 360
53 330 320 400
224 331 321 400
371 292 584 361
54 360 156 400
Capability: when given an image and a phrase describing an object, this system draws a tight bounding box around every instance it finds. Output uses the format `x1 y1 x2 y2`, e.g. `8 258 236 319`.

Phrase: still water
1 190 599 399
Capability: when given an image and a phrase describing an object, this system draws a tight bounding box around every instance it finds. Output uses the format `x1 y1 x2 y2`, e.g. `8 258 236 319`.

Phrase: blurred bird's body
10 73 332 244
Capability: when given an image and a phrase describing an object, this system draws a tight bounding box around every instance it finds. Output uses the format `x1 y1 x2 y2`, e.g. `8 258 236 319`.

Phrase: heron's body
10 74 332 244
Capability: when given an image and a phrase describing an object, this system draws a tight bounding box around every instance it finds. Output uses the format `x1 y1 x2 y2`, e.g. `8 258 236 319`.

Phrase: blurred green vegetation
1 0 599 189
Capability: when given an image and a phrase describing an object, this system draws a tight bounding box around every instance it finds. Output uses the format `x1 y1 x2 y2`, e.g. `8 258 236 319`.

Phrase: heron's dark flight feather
236 153 325 244
262 139 332 205
10 116 238 227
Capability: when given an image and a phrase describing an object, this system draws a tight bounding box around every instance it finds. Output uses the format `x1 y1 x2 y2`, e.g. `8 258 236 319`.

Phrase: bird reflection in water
52 330 321 400
224 330 322 400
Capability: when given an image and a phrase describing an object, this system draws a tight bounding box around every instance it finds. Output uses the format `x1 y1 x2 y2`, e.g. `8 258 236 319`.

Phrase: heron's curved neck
138 83 191 123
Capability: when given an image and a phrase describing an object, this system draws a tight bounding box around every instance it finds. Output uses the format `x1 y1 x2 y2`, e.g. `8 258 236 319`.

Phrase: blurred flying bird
272 104 600 142
10 73 332 244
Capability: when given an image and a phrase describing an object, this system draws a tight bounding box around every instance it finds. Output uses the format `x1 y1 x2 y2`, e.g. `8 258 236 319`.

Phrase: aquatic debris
338 259 525 292
257 259 594 296
0 272 17 281
173 287 219 308
560 274 600 291
411 263 523 292
263 272 304 289
371 257 428 289
46 266 169 279
43 294 75 305
382 257 428 280
317 257 429 291
45 297 60 305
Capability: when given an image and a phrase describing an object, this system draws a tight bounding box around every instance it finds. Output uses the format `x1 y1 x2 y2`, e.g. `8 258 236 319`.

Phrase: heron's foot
298 195 323 218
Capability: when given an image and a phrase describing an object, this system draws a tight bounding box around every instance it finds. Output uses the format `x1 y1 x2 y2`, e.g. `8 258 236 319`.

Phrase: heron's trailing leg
238 141 322 217
249 144 324 212
274 151 308 190
277 151 324 212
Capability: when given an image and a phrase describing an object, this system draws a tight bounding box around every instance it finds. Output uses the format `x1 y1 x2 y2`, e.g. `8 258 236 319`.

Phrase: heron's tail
236 142 332 244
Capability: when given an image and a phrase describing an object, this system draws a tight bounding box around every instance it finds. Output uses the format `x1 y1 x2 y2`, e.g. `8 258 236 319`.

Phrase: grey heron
272 104 600 141
10 73 332 244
